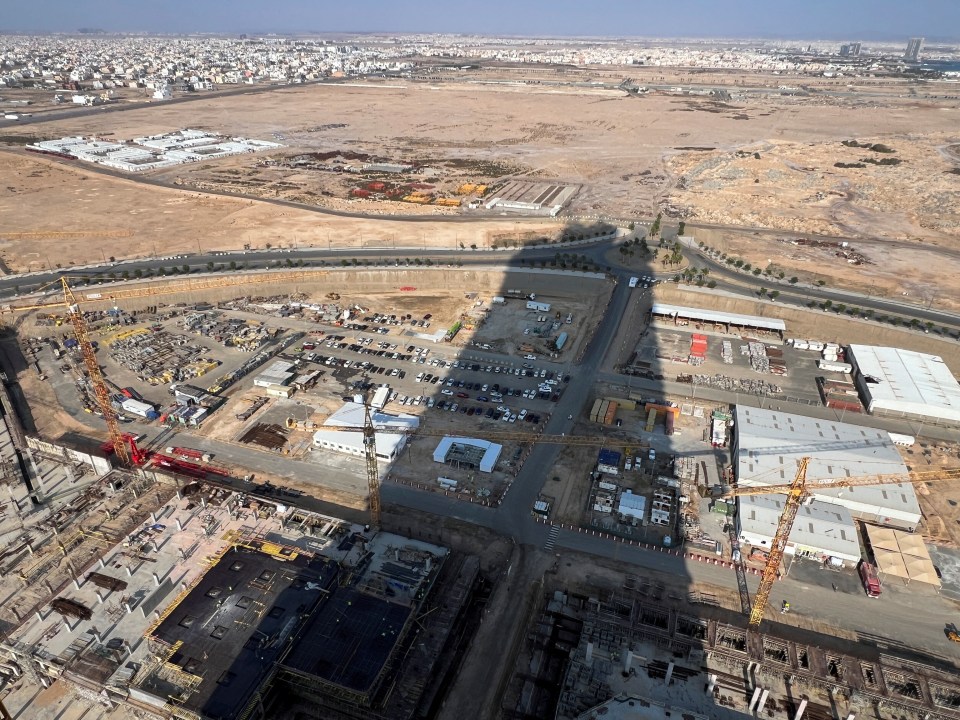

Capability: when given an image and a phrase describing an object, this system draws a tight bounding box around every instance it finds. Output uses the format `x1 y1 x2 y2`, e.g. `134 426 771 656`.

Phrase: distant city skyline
2 0 959 41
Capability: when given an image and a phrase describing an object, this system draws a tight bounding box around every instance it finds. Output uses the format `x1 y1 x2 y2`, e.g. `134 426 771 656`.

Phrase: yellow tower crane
721 461 960 626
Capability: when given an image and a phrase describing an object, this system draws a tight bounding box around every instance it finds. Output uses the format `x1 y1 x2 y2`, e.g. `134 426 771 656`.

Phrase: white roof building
651 303 786 332
737 494 861 562
432 437 502 473
734 405 921 529
617 491 647 521
848 344 960 426
312 402 419 461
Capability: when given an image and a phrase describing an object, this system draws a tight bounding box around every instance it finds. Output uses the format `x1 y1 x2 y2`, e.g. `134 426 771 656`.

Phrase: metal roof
734 405 920 525
738 494 861 560
651 303 786 331
848 344 960 424
433 436 502 473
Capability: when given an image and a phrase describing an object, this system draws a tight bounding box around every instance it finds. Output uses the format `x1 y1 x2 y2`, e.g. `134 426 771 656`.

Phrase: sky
3 0 959 41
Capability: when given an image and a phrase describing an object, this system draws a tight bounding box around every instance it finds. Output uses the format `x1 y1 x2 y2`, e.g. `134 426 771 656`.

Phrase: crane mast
62 278 130 466
748 457 809 626
363 401 381 527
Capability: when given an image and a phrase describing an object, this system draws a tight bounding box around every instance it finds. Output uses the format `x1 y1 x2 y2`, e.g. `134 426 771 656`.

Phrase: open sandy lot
1 74 959 302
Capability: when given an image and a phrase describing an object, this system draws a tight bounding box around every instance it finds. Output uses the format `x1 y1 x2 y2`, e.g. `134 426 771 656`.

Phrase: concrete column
757 689 769 713
623 650 632 674
748 687 762 712
585 642 594 664
706 674 717 694
73 578 81 590
35 611 43 623
845 715 855 720
176 490 182 501
95 591 104 605
125 566 132 577
175 519 183 531
794 699 807 719
201 497 207 508
151 512 158 523
664 661 675 686
63 620 72 633
153 573 160 586
124 603 132 614
98 557 106 569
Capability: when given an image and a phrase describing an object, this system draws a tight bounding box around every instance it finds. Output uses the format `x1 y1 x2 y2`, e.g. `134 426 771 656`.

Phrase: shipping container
590 398 604 422
121 398 156 418
645 407 657 433
603 401 618 426
665 412 675 436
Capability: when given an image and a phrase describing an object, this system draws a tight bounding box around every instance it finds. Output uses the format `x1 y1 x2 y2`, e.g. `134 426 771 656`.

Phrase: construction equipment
721 460 960 627
62 278 130 465
363 402 381 527
948 624 960 643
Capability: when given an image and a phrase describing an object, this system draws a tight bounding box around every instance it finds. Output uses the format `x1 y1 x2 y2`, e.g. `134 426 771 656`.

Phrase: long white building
734 405 920 530
312 402 418 461
848 344 960 427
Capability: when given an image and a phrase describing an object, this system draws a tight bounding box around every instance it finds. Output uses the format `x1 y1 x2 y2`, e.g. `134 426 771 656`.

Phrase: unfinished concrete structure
505 578 960 720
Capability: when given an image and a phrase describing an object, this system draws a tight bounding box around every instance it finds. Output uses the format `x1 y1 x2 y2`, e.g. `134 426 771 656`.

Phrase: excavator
948 623 960 643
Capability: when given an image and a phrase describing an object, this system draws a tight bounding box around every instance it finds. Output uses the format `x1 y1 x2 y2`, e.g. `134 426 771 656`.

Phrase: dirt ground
689 226 960 311
667 135 960 243
2 77 959 270
904 441 960 547
0 149 561 273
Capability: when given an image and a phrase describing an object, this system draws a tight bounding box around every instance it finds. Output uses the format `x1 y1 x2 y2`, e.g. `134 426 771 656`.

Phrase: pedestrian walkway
544 524 559 551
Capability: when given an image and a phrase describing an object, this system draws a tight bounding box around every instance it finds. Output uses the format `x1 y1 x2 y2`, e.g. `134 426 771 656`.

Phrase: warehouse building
312 402 419 461
847 344 960 427
650 303 785 338
737 494 861 563
733 405 921 530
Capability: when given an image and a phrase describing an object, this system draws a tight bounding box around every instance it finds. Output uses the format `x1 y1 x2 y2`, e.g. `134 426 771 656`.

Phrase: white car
524 354 536 360
441 389 454 396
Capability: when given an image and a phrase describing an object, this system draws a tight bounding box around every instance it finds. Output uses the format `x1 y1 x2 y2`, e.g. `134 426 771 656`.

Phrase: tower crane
720 461 960 626
61 278 130 465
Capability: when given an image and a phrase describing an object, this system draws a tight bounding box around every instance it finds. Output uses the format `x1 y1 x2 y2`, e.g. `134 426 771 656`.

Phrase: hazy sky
3 0 959 40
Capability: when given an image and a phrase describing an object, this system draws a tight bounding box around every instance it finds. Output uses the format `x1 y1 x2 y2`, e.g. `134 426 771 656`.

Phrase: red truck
858 560 881 598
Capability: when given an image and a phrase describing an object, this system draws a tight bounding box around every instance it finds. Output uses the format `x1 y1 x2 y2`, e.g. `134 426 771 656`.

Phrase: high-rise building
840 42 862 57
904 37 923 62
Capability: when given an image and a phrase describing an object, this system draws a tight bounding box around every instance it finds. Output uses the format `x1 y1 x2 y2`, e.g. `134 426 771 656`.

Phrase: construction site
507 580 960 720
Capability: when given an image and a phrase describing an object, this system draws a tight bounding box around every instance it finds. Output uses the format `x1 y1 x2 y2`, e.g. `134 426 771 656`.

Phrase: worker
780 601 790 614
567 414 572 420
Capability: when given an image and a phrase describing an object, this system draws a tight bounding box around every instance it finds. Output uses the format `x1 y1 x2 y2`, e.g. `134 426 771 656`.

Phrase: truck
858 560 881 598
628 277 639 288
